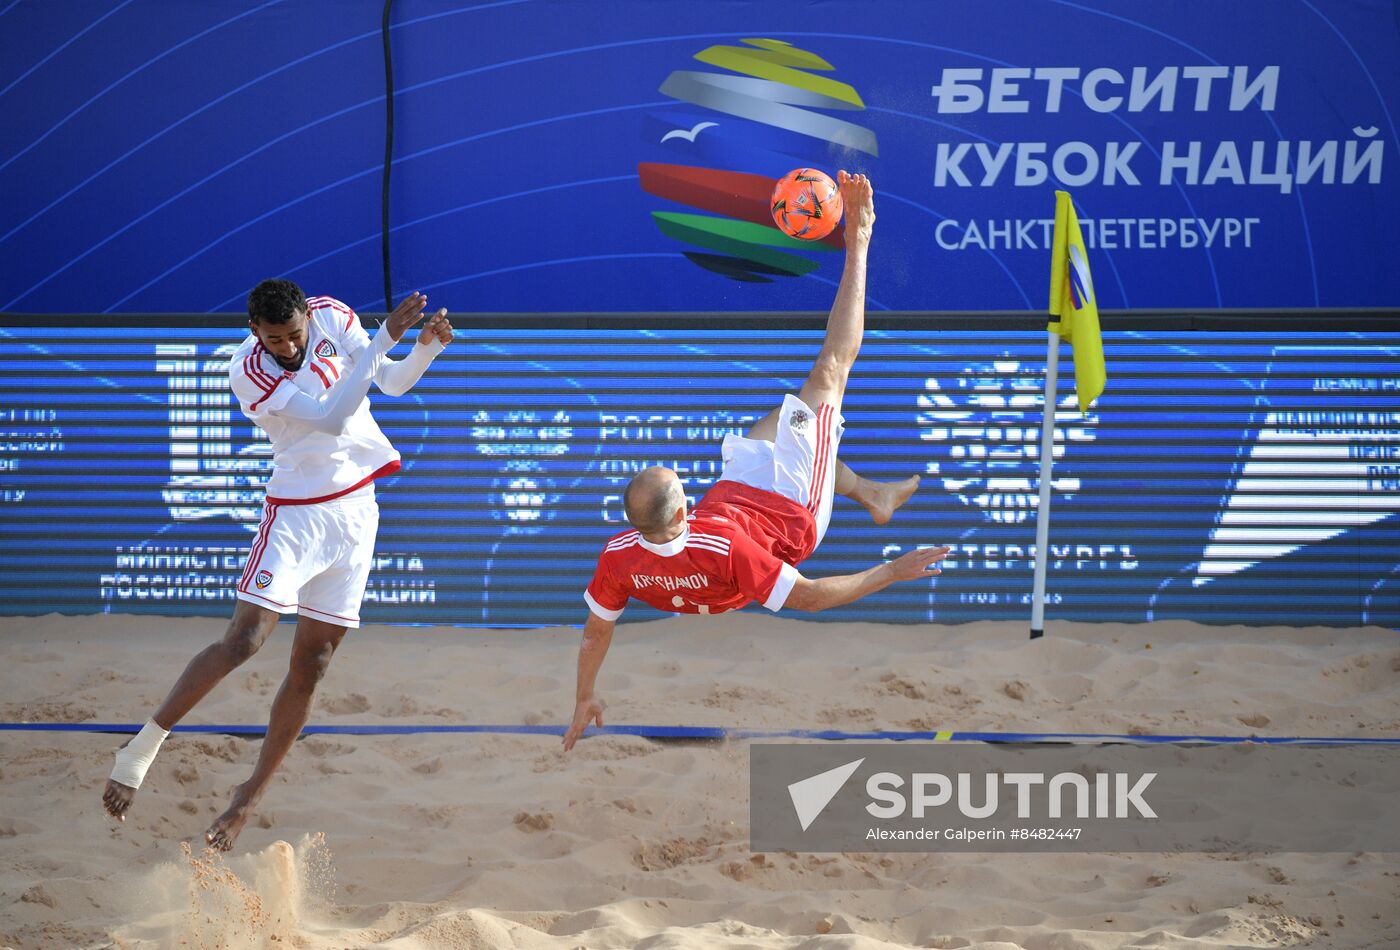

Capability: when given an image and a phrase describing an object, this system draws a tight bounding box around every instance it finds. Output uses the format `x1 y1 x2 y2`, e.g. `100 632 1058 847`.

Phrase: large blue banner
1 327 1397 627
2 1 1397 313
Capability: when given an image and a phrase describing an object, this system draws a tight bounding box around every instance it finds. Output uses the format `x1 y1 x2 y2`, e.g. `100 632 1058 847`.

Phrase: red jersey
694 480 819 564
584 481 817 620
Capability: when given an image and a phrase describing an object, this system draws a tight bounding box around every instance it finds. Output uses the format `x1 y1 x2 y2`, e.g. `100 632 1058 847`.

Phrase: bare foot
864 474 920 525
102 777 136 822
103 735 137 821
206 784 257 851
837 169 875 245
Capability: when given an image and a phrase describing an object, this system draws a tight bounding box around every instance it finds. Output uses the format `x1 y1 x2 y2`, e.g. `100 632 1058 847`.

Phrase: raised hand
417 309 453 347
385 292 431 342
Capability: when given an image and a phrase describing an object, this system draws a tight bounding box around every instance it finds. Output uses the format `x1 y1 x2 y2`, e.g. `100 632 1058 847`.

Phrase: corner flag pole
1036 189 1106 641
1029 331 1059 640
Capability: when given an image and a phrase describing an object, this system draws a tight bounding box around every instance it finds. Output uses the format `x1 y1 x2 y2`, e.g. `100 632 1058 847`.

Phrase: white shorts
235 489 380 628
718 394 846 547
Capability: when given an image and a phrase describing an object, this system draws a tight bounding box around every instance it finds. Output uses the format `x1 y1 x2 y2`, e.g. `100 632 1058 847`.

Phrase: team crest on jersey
255 569 273 589
789 409 810 434
314 339 335 358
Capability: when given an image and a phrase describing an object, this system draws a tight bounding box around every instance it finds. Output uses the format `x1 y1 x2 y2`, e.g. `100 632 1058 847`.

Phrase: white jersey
228 296 400 504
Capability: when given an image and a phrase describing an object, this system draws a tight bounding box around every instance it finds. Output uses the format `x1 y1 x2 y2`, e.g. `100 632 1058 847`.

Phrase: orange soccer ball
770 168 842 240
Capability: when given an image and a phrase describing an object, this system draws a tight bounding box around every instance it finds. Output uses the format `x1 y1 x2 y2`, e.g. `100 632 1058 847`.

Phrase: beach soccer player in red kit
564 172 951 751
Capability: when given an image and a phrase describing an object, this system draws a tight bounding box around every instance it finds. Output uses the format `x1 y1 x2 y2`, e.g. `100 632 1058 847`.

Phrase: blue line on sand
4 722 1398 745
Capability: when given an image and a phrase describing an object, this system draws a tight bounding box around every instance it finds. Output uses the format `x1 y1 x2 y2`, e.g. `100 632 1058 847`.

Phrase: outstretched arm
562 611 615 751
376 309 453 397
783 545 951 612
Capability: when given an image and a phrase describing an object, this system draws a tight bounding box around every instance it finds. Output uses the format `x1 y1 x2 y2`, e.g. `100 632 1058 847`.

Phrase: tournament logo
254 569 273 589
641 38 878 283
789 408 811 434
314 339 335 359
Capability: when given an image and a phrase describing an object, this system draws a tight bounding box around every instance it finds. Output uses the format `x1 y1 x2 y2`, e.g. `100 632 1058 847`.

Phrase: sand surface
1 612 1397 949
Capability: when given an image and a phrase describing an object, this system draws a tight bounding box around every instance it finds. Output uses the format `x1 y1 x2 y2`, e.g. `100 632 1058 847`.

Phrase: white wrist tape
110 719 170 789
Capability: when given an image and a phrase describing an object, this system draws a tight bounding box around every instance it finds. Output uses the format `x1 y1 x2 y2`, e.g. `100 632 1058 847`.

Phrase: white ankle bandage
110 720 170 789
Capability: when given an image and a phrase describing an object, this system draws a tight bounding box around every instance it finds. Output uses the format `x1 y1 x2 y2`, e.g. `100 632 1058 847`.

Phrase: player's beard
273 350 305 372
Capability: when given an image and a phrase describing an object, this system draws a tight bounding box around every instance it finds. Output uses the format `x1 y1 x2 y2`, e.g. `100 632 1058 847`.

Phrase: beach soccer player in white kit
102 280 452 850
563 172 952 751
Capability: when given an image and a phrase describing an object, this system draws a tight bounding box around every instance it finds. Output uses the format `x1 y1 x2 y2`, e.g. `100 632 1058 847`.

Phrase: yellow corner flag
1048 190 1106 413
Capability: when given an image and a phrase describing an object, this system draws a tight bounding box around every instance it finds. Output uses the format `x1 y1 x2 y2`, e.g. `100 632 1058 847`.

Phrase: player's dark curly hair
246 278 307 324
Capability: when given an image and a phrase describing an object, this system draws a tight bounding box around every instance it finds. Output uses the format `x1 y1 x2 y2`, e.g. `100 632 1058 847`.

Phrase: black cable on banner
380 0 395 313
